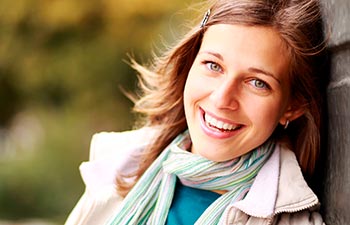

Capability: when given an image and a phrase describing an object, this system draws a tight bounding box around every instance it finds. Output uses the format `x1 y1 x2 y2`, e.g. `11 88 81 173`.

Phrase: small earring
284 120 289 129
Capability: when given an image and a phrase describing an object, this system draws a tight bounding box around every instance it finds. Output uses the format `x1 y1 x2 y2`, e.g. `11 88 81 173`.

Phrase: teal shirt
166 180 221 225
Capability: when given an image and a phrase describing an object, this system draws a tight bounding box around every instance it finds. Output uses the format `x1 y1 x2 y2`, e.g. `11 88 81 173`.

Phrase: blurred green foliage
0 0 201 223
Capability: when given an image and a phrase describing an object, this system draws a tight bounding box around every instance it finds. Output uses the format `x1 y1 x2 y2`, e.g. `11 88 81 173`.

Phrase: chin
193 146 232 162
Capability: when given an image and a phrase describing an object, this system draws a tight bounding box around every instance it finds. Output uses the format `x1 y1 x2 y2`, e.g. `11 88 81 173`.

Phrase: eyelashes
204 61 223 73
248 79 271 90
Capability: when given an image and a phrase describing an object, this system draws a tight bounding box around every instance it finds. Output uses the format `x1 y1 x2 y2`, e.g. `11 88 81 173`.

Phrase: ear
279 105 305 126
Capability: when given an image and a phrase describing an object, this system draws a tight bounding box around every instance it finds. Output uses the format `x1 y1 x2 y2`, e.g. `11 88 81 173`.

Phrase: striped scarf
107 130 274 225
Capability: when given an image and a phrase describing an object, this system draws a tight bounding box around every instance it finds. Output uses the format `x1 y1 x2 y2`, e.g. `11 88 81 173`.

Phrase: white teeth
223 123 230 130
204 113 239 131
217 121 224 129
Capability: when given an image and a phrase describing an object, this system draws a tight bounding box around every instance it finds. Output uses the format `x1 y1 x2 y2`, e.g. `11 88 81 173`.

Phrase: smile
204 113 242 132
198 107 244 139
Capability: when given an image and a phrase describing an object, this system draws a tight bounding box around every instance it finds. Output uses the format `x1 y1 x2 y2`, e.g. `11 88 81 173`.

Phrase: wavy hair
117 0 327 196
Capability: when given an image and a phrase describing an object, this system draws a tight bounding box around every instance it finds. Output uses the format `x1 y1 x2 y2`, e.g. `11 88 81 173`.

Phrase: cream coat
65 128 325 225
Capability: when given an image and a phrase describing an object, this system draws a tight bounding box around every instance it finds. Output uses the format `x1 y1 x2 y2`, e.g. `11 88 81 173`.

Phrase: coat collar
232 144 319 218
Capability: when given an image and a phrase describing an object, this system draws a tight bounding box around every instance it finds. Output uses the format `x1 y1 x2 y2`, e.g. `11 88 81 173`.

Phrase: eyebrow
198 51 224 61
248 68 281 84
199 51 281 84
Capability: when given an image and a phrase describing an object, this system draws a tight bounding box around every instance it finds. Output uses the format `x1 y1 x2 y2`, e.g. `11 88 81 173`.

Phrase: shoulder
278 144 317 201
78 127 158 200
275 144 324 224
279 144 300 167
88 126 157 161
65 127 158 225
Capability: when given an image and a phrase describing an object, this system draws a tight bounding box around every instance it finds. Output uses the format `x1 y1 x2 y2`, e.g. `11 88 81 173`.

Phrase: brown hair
117 0 327 196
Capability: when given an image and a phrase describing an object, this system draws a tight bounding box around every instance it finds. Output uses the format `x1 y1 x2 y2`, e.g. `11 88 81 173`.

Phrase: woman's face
184 24 300 161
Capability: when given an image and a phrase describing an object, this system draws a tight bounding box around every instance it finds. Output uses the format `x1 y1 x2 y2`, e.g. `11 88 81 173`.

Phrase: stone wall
321 0 350 224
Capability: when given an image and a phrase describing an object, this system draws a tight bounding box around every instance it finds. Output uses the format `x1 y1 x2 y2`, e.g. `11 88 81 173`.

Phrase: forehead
202 24 288 52
200 24 291 80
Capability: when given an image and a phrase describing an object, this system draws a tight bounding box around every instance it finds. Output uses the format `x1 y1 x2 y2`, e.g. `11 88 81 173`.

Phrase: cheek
183 75 192 109
246 98 285 128
184 70 204 106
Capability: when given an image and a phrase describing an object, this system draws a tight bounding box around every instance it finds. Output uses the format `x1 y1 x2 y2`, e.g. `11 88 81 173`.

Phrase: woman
65 0 327 224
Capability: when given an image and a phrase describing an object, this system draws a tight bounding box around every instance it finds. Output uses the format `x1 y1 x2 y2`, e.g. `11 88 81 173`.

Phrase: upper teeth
204 113 239 131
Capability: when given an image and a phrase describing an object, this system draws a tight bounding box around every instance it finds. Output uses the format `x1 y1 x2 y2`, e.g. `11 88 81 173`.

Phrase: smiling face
183 24 302 161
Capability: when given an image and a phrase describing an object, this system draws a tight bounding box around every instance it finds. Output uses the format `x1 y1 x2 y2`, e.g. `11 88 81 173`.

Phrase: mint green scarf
107 130 274 225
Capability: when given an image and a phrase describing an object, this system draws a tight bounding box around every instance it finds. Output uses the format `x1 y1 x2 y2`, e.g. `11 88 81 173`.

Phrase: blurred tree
0 70 22 127
0 0 202 223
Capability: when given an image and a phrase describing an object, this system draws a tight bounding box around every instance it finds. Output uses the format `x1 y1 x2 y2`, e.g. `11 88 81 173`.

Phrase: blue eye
250 79 270 89
206 62 222 72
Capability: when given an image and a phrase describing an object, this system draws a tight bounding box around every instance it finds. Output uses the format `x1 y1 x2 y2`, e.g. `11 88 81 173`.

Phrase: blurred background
0 0 201 224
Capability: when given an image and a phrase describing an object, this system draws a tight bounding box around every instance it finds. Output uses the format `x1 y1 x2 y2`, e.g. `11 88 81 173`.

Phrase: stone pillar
321 0 350 224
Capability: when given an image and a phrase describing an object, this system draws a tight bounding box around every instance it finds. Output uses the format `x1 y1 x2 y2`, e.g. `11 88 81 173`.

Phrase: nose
209 79 239 110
